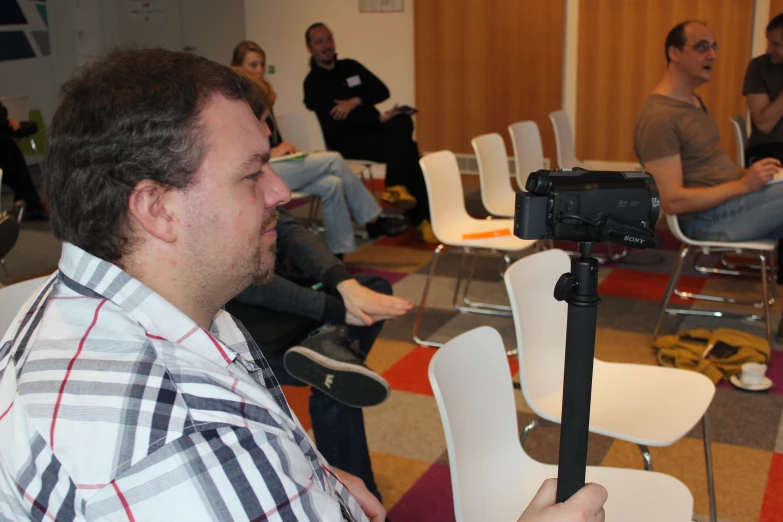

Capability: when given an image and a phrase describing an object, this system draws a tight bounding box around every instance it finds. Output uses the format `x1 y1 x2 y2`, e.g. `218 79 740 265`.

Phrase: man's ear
667 45 681 65
127 180 178 243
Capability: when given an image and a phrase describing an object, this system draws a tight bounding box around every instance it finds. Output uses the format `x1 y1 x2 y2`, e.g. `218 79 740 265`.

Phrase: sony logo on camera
624 236 646 244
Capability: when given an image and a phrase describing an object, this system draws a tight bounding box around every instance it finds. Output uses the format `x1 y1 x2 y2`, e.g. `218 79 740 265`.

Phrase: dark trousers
747 143 783 284
0 134 43 211
226 274 391 500
329 114 430 225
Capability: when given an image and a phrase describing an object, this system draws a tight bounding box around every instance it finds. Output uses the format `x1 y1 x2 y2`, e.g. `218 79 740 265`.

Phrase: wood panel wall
576 0 754 163
772 0 783 19
413 0 564 159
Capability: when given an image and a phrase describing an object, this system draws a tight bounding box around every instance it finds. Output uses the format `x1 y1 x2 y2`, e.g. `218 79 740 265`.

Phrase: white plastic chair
413 151 537 347
655 215 776 344
471 133 515 217
548 110 591 170
548 111 630 262
505 248 718 521
508 120 546 190
0 95 41 162
730 115 748 168
0 275 51 337
428 326 695 522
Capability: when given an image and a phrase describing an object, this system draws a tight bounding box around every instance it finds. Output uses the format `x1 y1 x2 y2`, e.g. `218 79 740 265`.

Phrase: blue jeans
681 181 783 241
272 152 382 254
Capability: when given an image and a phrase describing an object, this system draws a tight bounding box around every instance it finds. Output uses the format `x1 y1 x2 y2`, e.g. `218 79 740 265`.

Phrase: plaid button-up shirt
0 242 367 521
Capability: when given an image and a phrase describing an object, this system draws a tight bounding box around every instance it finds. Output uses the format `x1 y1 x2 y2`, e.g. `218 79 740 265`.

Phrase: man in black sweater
225 207 412 502
303 22 435 243
0 102 47 221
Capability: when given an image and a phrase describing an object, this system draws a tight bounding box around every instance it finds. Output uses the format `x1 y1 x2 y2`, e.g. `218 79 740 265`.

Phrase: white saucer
730 374 773 392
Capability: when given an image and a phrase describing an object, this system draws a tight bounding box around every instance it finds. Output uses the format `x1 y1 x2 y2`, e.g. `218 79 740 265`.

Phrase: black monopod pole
554 242 601 503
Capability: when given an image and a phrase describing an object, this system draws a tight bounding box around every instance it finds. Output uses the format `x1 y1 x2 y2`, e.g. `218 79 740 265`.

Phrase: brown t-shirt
633 94 741 188
742 53 783 148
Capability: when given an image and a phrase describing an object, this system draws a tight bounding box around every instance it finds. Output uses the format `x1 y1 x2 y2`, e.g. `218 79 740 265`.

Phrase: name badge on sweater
346 75 362 88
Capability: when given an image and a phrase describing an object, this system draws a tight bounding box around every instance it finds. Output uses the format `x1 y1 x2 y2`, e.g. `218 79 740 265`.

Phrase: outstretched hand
518 479 607 522
336 279 413 326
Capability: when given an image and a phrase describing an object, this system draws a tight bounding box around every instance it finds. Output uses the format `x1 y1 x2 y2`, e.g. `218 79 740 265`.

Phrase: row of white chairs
430 248 717 521
411 109 602 347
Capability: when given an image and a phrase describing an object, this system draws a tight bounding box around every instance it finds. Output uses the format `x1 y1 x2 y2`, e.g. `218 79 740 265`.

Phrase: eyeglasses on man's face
681 40 720 54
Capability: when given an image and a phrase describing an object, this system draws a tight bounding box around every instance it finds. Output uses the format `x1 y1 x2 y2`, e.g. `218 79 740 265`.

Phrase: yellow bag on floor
652 328 770 384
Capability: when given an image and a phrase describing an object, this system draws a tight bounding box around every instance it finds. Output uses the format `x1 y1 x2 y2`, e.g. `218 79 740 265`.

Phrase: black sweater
303 57 390 149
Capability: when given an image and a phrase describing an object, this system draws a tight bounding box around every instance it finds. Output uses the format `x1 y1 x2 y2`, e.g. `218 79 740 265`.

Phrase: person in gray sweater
226 207 412 502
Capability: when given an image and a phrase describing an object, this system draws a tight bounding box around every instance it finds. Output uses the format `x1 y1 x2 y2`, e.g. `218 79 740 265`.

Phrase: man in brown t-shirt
743 13 783 164
633 20 782 242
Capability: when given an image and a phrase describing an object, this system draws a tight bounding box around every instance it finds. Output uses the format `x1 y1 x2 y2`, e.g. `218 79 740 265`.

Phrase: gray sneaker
284 325 390 408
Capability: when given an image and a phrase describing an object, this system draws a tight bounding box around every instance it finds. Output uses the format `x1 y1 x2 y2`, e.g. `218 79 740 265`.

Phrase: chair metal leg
453 249 513 316
412 244 446 348
760 252 772 345
520 418 557 448
637 444 652 471
654 244 689 339
703 414 717 522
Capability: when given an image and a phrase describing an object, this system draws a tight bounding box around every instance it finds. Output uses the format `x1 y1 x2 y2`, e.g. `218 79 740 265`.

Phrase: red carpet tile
599 268 706 304
383 347 437 396
760 452 783 522
383 347 520 396
387 463 455 522
280 384 313 432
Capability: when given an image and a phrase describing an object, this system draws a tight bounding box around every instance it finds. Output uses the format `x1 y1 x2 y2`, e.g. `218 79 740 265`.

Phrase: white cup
740 362 767 387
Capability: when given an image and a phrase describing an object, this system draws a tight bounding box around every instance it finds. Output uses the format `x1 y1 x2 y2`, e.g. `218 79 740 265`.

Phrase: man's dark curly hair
45 48 265 264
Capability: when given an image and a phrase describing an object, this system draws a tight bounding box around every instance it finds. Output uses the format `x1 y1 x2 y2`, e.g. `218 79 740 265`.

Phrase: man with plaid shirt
0 49 607 521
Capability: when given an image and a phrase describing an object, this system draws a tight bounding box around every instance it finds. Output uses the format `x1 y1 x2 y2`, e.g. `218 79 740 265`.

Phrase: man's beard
252 241 277 285
252 208 280 285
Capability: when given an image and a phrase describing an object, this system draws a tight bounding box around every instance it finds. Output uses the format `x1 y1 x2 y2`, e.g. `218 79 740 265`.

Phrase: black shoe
284 325 390 408
366 216 410 239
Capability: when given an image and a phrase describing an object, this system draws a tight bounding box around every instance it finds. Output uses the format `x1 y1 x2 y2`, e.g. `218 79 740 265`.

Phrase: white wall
0 0 244 127
0 0 79 124
244 0 415 149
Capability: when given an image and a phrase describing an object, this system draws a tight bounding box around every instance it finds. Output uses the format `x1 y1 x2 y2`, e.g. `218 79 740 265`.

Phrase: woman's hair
229 66 271 116
231 40 265 66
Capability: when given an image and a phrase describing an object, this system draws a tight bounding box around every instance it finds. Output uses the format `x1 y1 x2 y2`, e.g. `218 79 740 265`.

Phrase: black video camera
514 168 662 249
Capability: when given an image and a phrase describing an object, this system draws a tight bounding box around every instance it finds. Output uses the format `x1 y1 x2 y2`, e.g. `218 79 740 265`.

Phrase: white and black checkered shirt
0 242 367 521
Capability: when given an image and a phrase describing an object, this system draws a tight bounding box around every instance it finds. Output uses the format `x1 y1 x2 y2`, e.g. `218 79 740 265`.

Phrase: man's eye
247 171 261 180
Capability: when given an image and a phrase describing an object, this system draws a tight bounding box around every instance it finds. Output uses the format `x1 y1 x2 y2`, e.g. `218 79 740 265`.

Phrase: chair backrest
730 115 748 168
665 213 693 244
428 326 531 522
508 120 546 190
504 249 570 409
0 275 51 338
419 151 474 242
0 95 29 122
274 112 322 152
549 110 582 169
471 133 515 217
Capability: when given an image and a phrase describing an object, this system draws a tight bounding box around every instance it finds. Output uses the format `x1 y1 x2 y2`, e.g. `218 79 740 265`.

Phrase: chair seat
527 359 715 447
682 236 775 252
435 216 535 251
